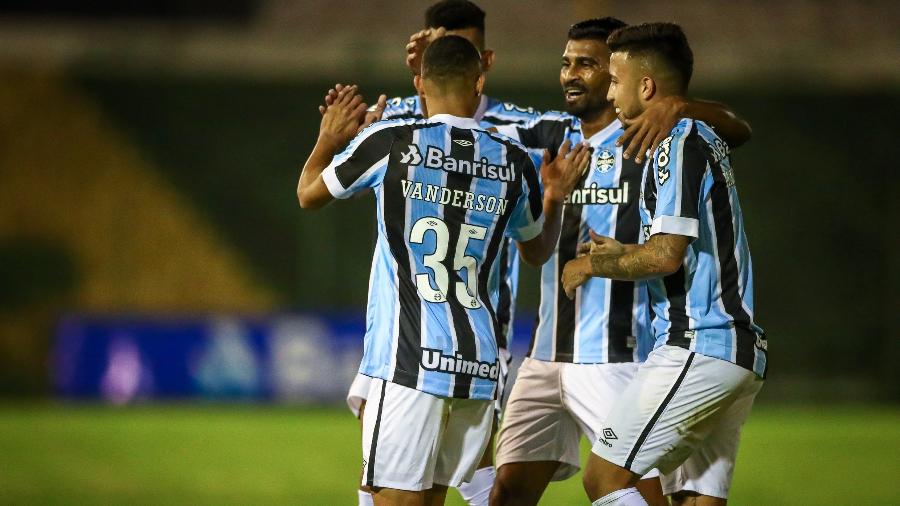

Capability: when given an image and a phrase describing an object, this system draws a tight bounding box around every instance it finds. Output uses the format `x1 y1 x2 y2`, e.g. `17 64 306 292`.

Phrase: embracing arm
561 233 689 298
680 98 752 148
618 96 752 163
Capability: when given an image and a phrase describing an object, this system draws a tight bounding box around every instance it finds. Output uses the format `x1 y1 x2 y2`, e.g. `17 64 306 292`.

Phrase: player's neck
425 95 479 120
577 106 618 139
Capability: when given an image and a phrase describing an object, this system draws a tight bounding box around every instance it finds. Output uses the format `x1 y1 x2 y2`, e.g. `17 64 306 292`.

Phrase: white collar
428 113 482 130
583 118 623 145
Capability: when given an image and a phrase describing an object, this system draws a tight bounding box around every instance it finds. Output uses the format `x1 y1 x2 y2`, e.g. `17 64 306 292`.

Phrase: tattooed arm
561 233 690 299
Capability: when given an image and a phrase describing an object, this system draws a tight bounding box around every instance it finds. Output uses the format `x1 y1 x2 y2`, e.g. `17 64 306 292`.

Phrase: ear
475 73 486 97
640 76 657 101
414 75 425 98
480 49 495 72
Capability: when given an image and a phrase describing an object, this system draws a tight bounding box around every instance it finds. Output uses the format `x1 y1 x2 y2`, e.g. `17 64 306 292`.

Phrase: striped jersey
323 114 545 400
640 118 768 378
381 94 540 351
497 111 654 364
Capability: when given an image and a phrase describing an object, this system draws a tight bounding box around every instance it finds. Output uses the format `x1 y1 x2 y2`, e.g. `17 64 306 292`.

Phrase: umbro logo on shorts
602 428 618 440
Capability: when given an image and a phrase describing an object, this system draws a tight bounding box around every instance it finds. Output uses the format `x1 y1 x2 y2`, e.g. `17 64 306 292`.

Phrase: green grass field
1 404 897 505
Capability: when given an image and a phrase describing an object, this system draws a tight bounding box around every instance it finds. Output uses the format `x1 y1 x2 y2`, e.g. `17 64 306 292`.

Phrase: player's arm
562 234 689 297
516 141 591 266
495 115 568 154
297 85 369 209
617 96 752 163
564 121 707 296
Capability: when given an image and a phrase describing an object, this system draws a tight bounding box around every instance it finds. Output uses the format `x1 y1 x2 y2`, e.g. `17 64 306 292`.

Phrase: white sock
592 487 648 506
357 489 374 506
457 466 495 506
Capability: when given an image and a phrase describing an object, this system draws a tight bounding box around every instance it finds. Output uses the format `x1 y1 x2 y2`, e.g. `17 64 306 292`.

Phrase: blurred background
1 0 898 504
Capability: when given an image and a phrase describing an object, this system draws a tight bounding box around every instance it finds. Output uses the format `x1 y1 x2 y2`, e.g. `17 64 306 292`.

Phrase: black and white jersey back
323 114 544 400
497 112 654 364
381 94 541 351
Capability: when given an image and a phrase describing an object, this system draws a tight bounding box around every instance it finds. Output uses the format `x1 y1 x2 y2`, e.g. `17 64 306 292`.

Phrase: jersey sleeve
505 148 545 242
648 120 708 239
380 95 421 120
495 113 569 153
321 124 396 199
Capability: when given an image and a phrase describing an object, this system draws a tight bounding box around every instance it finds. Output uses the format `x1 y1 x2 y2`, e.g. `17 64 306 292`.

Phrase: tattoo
588 234 688 280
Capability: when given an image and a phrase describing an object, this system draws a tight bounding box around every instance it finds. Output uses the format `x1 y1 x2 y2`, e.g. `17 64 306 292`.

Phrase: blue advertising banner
53 313 533 403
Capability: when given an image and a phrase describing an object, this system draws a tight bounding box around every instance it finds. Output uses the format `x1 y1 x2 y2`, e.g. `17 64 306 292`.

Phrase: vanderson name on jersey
323 114 544 400
381 93 540 351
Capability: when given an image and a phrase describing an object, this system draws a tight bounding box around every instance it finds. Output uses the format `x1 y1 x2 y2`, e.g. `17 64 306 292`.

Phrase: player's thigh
492 460 560 504
494 358 581 481
372 487 426 506
562 362 662 483
362 379 446 491
662 378 763 500
591 346 759 477
433 397 494 488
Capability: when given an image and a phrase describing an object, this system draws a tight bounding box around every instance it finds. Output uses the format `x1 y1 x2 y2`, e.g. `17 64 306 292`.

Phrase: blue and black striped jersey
497 112 654 364
323 114 544 400
640 118 768 378
379 94 541 351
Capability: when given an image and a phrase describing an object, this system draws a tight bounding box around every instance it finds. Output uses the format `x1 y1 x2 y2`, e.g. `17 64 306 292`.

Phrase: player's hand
405 27 447 75
318 83 347 115
540 140 591 203
561 257 590 300
577 231 625 257
318 84 368 149
358 94 388 133
618 95 687 163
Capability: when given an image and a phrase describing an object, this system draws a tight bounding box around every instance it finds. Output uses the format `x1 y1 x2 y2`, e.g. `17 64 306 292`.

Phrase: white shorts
495 358 659 481
660 378 760 499
347 347 511 419
361 378 493 491
591 345 763 491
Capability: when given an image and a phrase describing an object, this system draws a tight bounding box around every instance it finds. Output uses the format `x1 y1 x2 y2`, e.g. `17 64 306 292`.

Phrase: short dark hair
425 0 485 32
606 22 694 91
568 17 628 42
422 35 482 85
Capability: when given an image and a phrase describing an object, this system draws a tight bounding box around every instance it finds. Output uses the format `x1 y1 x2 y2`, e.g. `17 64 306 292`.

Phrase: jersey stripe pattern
640 118 767 378
497 112 654 364
323 115 544 400
380 94 540 350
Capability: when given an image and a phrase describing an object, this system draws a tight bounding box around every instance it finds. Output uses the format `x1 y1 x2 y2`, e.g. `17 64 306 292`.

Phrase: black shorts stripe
624 352 696 470
364 379 388 487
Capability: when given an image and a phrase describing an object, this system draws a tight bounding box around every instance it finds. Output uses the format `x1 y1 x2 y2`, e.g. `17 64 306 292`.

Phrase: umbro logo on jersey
452 139 474 147
602 428 618 440
595 149 615 173
400 144 423 165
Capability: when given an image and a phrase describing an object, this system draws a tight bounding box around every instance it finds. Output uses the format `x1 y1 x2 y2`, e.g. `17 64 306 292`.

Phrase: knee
489 473 514 506
582 454 635 501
